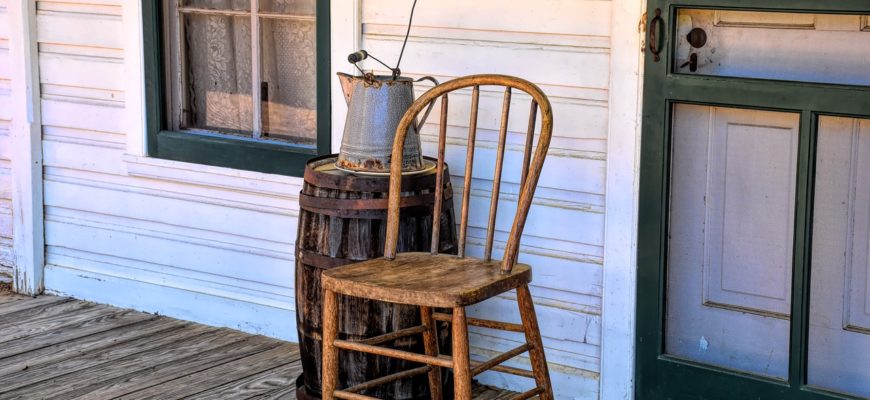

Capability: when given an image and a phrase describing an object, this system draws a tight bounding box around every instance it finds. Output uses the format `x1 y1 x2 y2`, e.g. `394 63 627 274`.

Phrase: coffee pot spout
337 73 355 106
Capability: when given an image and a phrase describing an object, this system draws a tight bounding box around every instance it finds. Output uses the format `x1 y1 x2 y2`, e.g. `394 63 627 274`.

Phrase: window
142 0 330 176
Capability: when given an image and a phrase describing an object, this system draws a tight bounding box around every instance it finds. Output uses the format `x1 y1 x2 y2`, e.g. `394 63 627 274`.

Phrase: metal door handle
649 8 664 62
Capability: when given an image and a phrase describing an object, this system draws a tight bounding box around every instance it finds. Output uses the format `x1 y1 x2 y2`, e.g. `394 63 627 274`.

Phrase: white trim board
8 0 45 296
601 0 646 398
44 264 298 340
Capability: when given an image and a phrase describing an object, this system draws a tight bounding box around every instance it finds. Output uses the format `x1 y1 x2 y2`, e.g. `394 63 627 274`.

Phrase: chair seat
321 253 532 308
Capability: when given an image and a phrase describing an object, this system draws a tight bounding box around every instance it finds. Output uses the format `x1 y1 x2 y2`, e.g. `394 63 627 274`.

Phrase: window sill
154 130 321 178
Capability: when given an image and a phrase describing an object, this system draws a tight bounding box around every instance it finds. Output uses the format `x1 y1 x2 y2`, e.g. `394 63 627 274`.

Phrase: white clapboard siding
33 0 302 340
363 0 612 38
359 2 611 396
0 1 14 275
33 1 615 397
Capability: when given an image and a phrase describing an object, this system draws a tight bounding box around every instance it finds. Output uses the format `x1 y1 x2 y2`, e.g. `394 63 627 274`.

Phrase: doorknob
687 28 707 48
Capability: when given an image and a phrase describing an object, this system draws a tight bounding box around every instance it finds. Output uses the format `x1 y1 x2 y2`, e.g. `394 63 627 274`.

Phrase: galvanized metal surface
336 73 436 174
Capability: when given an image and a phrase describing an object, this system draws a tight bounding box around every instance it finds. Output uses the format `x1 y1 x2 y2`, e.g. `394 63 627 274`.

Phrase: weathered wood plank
73 336 285 399
3 328 251 399
0 301 115 342
252 384 298 400
175 359 303 400
0 309 158 360
0 293 27 304
119 344 301 399
0 295 69 314
0 317 181 376
0 297 516 399
0 324 213 394
472 385 521 400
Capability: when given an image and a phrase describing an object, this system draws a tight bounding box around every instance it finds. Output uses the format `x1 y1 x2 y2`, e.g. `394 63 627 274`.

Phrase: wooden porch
0 288 514 399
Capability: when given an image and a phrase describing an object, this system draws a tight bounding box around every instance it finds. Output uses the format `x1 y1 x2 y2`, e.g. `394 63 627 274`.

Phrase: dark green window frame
141 0 331 177
636 1 870 399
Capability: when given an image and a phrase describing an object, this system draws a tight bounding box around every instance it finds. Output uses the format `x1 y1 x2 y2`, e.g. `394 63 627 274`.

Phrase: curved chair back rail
382 74 554 274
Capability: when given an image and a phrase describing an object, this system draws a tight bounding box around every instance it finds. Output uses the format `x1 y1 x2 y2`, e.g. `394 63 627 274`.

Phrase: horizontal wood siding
39 1 611 398
36 0 299 337
0 0 15 276
360 1 609 397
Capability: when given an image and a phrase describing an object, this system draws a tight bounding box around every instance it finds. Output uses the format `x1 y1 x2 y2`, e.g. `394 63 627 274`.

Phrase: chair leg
517 284 554 400
420 306 443 400
451 306 473 400
322 289 339 400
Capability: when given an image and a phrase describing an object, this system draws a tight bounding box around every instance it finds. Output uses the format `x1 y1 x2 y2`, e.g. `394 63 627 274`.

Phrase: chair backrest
383 74 553 274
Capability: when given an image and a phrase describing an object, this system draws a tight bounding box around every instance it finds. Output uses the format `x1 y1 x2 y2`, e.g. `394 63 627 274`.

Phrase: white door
661 8 870 398
810 115 870 397
666 104 799 379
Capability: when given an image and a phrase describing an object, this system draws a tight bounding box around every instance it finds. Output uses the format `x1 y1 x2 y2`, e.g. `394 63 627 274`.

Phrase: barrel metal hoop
297 249 364 270
299 201 453 219
298 186 453 211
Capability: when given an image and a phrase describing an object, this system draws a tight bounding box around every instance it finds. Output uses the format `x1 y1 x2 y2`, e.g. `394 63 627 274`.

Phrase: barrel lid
303 154 446 192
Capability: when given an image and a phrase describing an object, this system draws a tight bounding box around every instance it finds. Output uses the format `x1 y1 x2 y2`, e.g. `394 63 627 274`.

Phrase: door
636 2 870 399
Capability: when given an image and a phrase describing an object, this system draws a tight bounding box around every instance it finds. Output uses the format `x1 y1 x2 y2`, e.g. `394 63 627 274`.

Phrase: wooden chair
321 74 554 400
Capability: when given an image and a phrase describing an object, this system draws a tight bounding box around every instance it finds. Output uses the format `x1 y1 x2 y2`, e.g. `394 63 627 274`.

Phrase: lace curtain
180 0 317 144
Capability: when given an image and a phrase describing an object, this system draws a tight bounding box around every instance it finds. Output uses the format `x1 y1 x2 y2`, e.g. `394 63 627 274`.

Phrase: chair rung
431 312 524 332
436 355 536 379
511 387 544 400
471 343 531 376
488 364 536 379
344 366 432 394
358 325 427 345
334 390 379 400
334 339 453 368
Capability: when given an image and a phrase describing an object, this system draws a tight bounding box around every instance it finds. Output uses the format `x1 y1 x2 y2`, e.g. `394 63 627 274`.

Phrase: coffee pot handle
413 76 439 133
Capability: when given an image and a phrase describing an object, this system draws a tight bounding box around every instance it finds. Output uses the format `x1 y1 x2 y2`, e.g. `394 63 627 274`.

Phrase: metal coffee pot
336 72 438 174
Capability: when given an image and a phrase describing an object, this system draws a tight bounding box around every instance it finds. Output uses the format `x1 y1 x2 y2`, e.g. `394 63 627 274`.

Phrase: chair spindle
430 95 449 254
484 87 512 262
521 101 538 191
458 86 480 258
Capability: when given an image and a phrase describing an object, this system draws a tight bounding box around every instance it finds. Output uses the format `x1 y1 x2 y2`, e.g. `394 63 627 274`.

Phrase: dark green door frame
636 1 870 399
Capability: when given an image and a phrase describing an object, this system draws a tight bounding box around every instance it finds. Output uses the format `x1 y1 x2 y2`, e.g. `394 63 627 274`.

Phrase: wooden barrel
295 155 457 399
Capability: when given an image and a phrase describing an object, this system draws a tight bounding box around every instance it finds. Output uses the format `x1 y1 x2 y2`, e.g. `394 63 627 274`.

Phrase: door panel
809 116 870 398
674 9 870 86
665 104 798 379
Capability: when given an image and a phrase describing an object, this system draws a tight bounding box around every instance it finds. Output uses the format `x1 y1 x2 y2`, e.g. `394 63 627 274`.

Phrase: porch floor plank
120 345 301 399
0 309 159 360
0 323 210 394
0 302 119 343
191 361 304 400
7 328 247 399
0 293 28 305
0 293 518 399
79 336 286 399
0 295 71 317
0 317 181 376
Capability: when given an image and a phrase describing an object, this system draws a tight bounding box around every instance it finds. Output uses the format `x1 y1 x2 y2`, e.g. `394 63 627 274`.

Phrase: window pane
809 116 870 398
182 13 253 136
674 9 870 86
259 17 317 145
665 104 798 379
260 0 315 15
182 0 250 11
